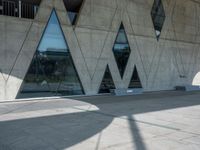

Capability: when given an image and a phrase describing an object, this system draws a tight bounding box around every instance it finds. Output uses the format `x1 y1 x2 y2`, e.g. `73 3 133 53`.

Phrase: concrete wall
0 0 200 101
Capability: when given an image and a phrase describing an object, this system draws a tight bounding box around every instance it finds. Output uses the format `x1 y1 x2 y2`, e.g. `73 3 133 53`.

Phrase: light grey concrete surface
1 91 200 150
0 0 200 101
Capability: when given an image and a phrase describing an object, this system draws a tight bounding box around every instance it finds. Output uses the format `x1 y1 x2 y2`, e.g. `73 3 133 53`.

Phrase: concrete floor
1 91 200 150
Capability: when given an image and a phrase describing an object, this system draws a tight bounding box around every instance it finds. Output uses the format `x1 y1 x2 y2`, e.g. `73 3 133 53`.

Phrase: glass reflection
129 66 142 88
99 66 115 93
113 23 131 78
21 10 84 97
63 0 83 25
151 0 166 40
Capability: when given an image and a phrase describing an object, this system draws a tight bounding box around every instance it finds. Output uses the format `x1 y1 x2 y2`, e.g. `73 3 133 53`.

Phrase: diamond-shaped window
113 23 131 78
151 0 166 40
63 0 83 25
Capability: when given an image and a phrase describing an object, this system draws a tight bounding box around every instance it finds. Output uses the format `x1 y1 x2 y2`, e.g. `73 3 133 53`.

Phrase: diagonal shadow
0 92 200 149
128 115 147 150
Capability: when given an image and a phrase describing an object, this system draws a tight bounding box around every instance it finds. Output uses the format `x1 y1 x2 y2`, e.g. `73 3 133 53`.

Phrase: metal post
19 0 21 18
34 5 38 17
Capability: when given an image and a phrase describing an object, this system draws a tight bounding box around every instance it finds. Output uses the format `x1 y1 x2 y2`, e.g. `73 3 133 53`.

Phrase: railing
0 0 39 19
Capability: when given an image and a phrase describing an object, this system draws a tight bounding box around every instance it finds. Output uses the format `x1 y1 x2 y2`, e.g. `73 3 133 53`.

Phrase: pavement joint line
0 102 191 133
178 135 199 141
1 92 200 133
1 101 199 135
150 132 176 139
1 91 200 104
0 101 38 115
0 94 110 104
180 130 200 137
72 106 181 131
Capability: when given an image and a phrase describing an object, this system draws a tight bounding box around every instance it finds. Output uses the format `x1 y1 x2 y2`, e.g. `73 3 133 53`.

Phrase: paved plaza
1 91 200 150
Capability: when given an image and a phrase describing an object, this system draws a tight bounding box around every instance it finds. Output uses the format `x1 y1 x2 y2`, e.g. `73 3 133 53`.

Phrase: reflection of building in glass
151 0 165 40
21 10 84 97
129 66 142 88
113 23 131 78
0 0 197 101
99 66 115 93
0 0 40 19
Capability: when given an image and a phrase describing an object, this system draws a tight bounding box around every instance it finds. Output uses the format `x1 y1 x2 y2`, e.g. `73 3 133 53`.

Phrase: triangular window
99 66 115 93
129 66 142 88
113 23 131 78
19 10 84 98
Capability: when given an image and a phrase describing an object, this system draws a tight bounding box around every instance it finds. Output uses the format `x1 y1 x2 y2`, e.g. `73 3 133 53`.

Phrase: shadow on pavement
0 92 200 150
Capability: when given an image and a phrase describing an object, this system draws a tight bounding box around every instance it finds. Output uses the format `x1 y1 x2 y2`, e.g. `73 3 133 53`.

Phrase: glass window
67 11 77 25
0 0 40 19
63 0 83 25
38 11 69 52
99 66 115 94
21 0 40 19
19 10 84 98
0 0 18 17
151 0 166 40
113 23 131 78
129 66 142 88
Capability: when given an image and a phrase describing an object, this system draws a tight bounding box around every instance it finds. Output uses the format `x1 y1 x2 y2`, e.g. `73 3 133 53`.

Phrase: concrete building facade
0 0 200 101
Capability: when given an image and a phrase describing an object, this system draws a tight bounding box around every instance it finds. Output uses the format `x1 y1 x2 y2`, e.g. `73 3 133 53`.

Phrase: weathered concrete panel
0 0 200 101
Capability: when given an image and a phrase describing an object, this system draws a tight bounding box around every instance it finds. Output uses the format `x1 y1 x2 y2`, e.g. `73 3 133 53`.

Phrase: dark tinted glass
129 66 142 88
63 0 83 25
151 0 165 40
19 10 84 98
0 0 40 19
113 23 131 78
68 11 77 25
99 66 115 93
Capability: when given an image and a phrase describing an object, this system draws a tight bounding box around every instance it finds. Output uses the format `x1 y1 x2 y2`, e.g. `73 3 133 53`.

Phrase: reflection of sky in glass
115 31 128 43
38 10 69 52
